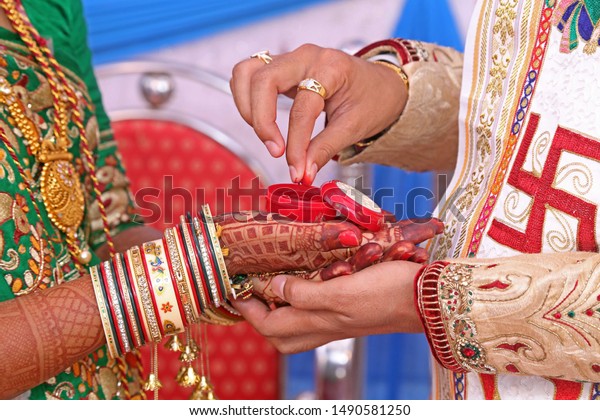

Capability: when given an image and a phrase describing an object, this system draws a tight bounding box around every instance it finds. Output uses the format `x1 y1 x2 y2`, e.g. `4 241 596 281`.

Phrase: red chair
97 61 280 400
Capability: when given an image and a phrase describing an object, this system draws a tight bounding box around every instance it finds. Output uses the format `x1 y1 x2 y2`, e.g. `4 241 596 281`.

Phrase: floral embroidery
553 0 600 54
439 264 495 373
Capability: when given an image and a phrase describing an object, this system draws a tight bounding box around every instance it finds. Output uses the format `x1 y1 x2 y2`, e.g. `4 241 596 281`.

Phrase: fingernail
272 275 286 299
308 163 318 182
339 230 360 247
289 166 300 183
265 141 281 156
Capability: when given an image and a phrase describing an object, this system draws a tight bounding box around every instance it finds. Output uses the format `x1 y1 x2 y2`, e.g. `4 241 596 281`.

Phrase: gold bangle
142 239 186 336
128 246 162 343
374 60 409 90
114 253 144 349
164 227 197 325
90 264 120 359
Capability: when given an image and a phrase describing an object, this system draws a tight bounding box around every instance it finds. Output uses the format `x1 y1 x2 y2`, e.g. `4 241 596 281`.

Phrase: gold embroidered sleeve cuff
416 253 600 382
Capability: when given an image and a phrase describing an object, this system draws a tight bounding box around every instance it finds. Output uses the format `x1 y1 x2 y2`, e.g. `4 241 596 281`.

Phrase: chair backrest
97 61 279 400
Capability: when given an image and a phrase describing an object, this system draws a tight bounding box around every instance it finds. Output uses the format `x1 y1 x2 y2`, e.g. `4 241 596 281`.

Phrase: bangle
179 217 210 316
101 261 132 355
201 204 233 300
182 216 224 324
196 211 226 304
90 264 120 359
114 253 145 349
142 240 186 336
129 246 162 343
196 211 227 303
374 59 409 91
191 215 221 307
124 249 152 344
164 227 197 325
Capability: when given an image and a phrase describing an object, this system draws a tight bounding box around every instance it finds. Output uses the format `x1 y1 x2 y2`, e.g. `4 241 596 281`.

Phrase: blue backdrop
82 0 329 64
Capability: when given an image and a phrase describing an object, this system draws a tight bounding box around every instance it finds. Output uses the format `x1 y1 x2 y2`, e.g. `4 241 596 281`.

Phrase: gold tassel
143 343 161 399
179 344 198 363
165 334 184 352
143 373 162 392
178 365 201 388
190 376 217 400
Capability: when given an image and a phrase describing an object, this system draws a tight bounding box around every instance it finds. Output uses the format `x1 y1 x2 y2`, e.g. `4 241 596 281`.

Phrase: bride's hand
216 212 443 305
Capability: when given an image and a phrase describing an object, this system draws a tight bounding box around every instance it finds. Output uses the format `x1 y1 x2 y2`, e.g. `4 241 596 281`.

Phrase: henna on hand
218 212 443 306
219 212 443 275
217 211 362 274
0 276 104 399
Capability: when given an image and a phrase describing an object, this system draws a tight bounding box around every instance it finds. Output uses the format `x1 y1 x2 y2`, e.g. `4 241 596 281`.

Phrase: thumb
272 274 329 310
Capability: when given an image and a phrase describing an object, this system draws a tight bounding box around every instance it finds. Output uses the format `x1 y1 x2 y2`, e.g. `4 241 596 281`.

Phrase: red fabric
113 119 278 400
478 373 499 400
414 261 464 372
550 379 583 400
488 112 599 253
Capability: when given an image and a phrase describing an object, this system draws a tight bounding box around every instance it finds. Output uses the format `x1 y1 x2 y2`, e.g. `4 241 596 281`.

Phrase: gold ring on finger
297 78 327 99
250 50 273 64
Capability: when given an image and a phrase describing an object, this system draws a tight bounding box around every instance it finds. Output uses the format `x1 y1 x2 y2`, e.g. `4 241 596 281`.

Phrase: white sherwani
340 0 600 400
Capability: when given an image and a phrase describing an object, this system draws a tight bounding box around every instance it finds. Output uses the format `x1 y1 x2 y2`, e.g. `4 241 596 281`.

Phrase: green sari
0 0 143 399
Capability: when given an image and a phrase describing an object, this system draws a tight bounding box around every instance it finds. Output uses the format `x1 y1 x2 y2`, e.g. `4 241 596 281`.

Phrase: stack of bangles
89 204 253 359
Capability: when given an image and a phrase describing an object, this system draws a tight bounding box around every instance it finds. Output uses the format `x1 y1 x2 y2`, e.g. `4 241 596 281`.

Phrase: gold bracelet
374 60 409 90
164 227 197 325
129 246 162 343
142 239 186 336
90 264 120 359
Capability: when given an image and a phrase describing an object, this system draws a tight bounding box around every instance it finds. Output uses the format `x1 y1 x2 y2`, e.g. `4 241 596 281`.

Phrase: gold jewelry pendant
38 140 87 261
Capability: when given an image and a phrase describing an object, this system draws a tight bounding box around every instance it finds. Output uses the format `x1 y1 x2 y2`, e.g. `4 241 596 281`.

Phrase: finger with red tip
398 218 445 244
338 229 361 248
381 241 416 262
318 222 362 251
410 247 429 264
320 260 353 280
349 243 383 271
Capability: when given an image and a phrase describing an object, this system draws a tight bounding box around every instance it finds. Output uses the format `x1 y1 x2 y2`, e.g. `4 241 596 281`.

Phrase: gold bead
78 249 92 264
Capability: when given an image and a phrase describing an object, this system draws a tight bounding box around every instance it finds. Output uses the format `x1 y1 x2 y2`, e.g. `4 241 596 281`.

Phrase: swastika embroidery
488 113 599 253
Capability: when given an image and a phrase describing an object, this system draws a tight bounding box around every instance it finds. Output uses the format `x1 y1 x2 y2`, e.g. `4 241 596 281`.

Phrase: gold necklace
0 0 116 265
